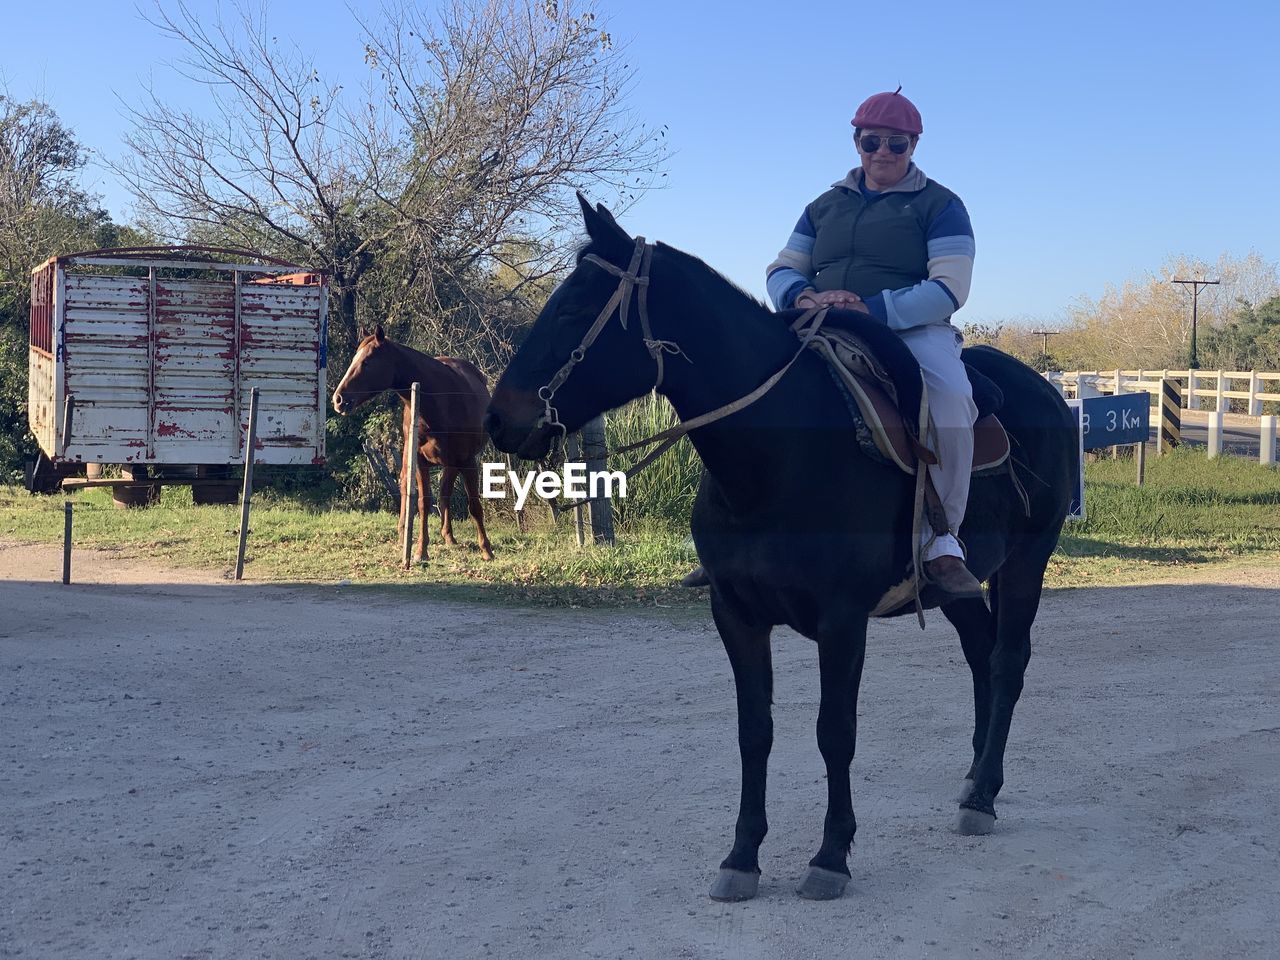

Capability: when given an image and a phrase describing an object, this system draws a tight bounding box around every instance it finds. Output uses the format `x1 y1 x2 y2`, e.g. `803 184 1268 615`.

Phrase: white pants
898 324 978 561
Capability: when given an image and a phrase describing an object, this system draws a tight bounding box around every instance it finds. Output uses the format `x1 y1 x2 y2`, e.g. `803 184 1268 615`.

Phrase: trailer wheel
113 483 161 509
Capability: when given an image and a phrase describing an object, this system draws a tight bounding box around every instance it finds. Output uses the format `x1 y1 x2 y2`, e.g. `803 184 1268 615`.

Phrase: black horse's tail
962 345 1078 515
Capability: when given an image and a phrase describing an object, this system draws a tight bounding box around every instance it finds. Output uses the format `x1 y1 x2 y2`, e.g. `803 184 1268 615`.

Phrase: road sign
1080 392 1150 451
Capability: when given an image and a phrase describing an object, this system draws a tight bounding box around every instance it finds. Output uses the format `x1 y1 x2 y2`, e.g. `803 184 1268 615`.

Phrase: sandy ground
2 541 1278 960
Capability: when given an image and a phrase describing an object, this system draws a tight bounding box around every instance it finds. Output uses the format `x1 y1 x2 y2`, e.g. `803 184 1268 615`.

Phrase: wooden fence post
1262 415 1277 467
402 382 421 569
566 433 586 548
505 454 526 532
580 414 615 545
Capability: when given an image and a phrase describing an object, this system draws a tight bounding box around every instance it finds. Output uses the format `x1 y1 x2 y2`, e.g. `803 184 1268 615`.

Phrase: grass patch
0 483 699 607
1051 447 1280 585
3 446 1278 603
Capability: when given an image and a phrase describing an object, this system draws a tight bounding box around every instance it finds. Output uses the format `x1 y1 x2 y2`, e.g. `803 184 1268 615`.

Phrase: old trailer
27 246 327 501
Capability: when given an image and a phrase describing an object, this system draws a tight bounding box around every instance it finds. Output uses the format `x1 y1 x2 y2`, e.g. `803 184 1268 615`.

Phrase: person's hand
795 289 869 313
815 289 863 309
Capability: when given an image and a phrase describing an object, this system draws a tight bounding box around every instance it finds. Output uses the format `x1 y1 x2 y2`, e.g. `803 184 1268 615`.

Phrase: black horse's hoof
709 868 759 901
796 866 849 900
956 807 996 835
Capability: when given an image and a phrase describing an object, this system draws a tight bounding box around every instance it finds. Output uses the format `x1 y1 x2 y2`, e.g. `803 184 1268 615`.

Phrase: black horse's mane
574 237 772 318
575 235 923 412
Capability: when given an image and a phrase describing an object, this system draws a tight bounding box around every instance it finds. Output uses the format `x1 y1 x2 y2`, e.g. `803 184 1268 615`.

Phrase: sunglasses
857 134 912 155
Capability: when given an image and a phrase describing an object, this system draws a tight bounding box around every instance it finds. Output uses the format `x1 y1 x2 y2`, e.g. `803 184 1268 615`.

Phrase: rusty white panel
28 348 56 456
152 278 236 461
42 264 325 466
239 284 324 459
61 274 149 461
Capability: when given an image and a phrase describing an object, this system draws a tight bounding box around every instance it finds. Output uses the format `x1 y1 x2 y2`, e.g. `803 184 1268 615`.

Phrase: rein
533 235 831 501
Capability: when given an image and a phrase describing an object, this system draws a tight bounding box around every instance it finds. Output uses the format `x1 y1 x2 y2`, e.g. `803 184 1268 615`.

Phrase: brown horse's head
332 326 399 415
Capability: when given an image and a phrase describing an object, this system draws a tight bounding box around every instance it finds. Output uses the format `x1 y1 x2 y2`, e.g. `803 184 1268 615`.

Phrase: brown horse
332 326 494 561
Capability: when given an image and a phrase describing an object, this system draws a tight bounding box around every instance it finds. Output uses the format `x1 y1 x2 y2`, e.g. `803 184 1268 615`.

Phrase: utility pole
1170 277 1219 370
1031 330 1059 371
1031 330 1059 356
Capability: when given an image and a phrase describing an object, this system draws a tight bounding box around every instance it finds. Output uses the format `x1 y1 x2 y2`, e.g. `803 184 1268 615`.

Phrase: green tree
1200 296 1280 371
0 94 143 477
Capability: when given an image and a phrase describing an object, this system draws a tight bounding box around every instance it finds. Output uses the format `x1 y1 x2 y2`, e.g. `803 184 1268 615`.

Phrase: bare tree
116 0 665 369
116 2 383 352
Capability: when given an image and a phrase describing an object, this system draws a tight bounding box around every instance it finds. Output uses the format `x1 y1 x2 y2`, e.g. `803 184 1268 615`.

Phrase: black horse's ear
373 324 386 343
579 194 633 262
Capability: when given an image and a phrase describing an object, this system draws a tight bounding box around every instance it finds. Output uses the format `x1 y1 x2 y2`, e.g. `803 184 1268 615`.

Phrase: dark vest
807 177 958 300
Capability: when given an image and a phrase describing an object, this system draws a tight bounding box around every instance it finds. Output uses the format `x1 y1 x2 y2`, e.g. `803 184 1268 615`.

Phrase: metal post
1135 441 1146 486
402 382 421 568
1207 411 1223 458
62 502 73 584
1261 415 1277 467
235 387 260 580
580 414 614 546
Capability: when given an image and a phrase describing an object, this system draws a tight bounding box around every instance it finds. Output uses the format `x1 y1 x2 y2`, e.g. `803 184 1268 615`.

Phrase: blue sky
3 0 1277 327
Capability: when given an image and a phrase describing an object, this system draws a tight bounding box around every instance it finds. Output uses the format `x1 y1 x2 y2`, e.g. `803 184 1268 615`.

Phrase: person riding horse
685 88 982 601
775 88 981 598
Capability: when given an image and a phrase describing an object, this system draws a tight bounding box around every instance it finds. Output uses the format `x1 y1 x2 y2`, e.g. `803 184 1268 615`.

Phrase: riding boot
923 555 983 601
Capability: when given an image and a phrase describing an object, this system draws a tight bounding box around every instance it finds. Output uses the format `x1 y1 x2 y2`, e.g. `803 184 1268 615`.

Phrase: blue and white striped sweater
766 166 974 332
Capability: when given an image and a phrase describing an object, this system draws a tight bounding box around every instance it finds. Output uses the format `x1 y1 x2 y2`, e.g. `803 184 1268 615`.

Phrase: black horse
486 197 1077 902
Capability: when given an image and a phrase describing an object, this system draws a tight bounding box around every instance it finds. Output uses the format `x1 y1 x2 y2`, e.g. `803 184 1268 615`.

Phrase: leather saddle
794 309 1011 476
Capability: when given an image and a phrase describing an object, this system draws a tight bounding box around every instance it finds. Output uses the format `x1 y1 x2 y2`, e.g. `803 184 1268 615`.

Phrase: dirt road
2 541 1277 959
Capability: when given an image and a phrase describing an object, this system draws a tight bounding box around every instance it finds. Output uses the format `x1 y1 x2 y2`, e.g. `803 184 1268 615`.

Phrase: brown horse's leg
415 454 431 562
459 464 495 560
708 594 773 902
439 466 459 546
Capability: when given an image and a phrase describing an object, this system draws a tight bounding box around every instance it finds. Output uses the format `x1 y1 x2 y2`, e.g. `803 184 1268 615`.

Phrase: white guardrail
1045 369 1279 464
1045 369 1280 416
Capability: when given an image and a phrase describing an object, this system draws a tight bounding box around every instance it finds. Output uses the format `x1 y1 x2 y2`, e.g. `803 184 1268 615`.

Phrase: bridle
534 236 687 439
526 233 833 486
